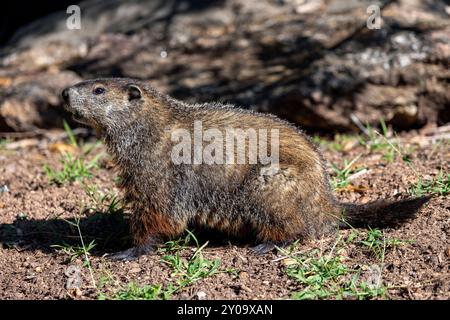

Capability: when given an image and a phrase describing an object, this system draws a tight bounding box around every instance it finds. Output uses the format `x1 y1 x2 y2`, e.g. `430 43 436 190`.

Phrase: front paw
108 242 155 261
108 247 142 261
251 241 290 255
251 243 276 255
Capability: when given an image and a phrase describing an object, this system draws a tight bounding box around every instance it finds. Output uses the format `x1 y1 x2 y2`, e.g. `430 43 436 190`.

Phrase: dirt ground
0 128 448 300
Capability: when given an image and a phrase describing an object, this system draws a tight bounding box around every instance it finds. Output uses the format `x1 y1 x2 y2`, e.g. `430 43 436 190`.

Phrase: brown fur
61 78 429 258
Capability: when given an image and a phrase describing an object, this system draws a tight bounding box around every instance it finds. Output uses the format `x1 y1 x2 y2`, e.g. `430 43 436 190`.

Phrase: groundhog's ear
127 85 142 101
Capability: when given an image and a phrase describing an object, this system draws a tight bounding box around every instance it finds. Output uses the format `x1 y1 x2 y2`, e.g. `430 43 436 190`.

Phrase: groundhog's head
62 78 147 131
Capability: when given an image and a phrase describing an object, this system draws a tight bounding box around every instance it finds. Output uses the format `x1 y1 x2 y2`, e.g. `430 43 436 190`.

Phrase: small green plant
83 184 124 215
331 155 364 189
163 249 221 288
44 121 103 185
359 228 387 261
408 171 450 197
63 120 78 148
109 231 223 300
159 230 222 296
114 283 167 300
359 120 412 164
44 153 101 185
51 216 96 288
358 120 388 151
280 239 387 300
313 134 355 152
52 240 96 263
359 228 407 261
0 138 9 149
287 249 350 299
158 229 196 253
162 231 221 289
98 270 171 300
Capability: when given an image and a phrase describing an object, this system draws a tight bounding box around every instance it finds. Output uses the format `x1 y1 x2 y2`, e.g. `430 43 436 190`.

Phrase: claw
251 241 291 255
251 243 276 255
108 238 156 261
108 247 141 261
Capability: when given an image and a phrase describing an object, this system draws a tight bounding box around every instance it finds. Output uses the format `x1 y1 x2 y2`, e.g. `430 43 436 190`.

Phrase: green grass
82 184 124 215
44 153 101 185
313 134 355 152
331 155 365 189
97 269 169 300
408 171 450 197
358 120 389 152
280 239 387 300
0 138 9 149
161 231 221 292
102 231 225 300
113 283 168 300
359 120 413 164
359 228 406 261
280 228 409 300
63 120 78 148
51 216 97 287
52 239 96 263
157 229 197 253
44 121 103 185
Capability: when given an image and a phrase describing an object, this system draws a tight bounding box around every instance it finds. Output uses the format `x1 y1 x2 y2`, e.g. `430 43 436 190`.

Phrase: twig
347 168 369 182
75 217 97 289
350 113 370 137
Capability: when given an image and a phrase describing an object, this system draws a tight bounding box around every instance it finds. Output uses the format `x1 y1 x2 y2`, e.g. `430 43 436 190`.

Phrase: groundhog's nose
61 88 70 103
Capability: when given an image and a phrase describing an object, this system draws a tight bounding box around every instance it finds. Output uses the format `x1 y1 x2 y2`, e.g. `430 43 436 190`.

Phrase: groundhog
61 78 429 260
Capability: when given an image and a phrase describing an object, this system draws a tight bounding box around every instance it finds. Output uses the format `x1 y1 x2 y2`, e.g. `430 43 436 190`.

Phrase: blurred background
0 0 449 135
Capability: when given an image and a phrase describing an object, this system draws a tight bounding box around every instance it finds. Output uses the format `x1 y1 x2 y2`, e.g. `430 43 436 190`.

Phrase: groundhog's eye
93 87 106 95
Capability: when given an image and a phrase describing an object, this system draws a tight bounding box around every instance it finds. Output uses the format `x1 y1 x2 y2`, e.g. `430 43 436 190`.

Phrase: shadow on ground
0 213 130 256
0 213 250 257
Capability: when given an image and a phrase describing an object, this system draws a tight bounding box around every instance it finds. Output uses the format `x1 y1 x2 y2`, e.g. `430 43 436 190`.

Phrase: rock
0 0 448 133
0 72 82 131
196 291 207 300
239 284 253 293
129 267 141 274
128 262 141 274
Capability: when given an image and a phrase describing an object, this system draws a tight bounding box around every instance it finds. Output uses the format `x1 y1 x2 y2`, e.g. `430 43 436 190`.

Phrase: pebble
128 262 141 274
240 284 253 293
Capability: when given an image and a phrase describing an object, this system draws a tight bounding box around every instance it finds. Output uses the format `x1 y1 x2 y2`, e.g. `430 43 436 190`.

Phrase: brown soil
0 130 448 300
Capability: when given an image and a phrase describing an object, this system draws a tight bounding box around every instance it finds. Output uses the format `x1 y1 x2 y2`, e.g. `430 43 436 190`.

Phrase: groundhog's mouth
71 110 89 126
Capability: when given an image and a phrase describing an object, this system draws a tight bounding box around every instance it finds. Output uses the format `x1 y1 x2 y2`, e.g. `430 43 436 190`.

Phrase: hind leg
250 221 298 255
248 164 338 255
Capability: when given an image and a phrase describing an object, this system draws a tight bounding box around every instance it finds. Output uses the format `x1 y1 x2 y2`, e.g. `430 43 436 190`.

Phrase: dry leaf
282 258 298 266
49 143 77 154
0 77 12 87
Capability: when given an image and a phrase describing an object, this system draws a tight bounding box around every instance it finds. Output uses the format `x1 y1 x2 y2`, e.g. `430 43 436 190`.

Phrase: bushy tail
339 196 431 228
